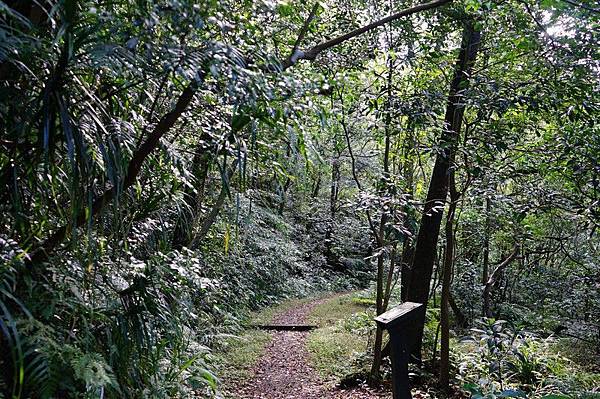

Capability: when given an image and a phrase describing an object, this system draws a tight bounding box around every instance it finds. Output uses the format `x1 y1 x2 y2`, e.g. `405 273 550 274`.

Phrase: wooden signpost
374 302 425 399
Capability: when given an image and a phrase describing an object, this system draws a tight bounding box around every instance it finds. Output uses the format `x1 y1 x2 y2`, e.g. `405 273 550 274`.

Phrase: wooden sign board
375 302 422 330
374 302 425 399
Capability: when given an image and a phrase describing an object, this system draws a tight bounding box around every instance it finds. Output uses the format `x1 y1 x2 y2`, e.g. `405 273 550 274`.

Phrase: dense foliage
1 0 598 397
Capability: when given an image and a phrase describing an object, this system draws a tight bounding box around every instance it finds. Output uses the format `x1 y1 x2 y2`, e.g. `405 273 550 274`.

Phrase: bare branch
288 2 321 63
485 245 521 286
282 0 453 69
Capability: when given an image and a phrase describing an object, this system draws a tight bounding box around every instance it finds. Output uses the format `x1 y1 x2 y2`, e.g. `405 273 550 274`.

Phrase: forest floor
223 295 390 399
216 292 600 399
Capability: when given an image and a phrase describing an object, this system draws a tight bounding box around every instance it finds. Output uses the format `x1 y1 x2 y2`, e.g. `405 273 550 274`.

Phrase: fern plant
72 353 118 397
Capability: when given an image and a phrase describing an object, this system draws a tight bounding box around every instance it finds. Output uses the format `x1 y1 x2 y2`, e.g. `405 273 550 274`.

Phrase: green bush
455 319 600 398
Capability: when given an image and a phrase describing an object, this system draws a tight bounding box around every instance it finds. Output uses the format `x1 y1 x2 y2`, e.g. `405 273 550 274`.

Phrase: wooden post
374 302 425 399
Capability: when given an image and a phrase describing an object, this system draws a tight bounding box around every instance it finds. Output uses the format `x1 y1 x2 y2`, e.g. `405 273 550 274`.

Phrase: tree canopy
0 0 598 397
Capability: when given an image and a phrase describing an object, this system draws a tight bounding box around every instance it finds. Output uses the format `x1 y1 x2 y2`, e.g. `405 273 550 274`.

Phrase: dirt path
236 298 327 399
236 297 389 399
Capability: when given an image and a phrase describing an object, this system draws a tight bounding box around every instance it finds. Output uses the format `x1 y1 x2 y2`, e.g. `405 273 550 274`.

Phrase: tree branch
559 0 600 13
282 0 453 69
485 245 521 286
287 2 321 64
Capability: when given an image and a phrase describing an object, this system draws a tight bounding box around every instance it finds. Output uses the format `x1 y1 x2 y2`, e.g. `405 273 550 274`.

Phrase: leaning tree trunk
406 22 481 360
30 81 201 264
188 158 239 248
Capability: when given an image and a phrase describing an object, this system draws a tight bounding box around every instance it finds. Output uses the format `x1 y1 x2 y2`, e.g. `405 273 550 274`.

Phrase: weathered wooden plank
374 302 422 329
250 324 318 331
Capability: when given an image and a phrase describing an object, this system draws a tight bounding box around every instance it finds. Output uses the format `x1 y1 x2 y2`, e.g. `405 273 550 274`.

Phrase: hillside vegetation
0 0 598 398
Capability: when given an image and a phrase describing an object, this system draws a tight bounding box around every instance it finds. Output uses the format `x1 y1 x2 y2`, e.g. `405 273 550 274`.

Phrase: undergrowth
0 196 371 398
304 290 600 399
305 293 376 385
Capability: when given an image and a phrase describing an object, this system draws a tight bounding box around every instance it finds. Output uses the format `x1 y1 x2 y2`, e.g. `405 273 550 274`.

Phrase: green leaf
277 2 294 17
231 109 252 133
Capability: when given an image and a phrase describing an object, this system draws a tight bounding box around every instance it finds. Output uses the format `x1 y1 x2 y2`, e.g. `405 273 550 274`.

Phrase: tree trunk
369 216 387 384
312 174 322 198
482 196 491 284
406 23 481 359
431 247 442 307
278 176 292 215
440 172 458 388
400 241 413 302
369 50 395 385
188 158 239 248
278 143 293 215
400 120 416 302
383 247 398 311
330 158 340 218
324 157 341 267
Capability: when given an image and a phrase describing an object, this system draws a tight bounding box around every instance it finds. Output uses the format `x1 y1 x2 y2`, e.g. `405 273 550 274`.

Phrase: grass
307 326 368 384
307 292 373 327
214 329 271 394
305 292 376 385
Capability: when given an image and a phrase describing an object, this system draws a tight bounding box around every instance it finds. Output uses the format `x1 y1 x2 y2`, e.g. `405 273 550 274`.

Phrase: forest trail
235 296 389 399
